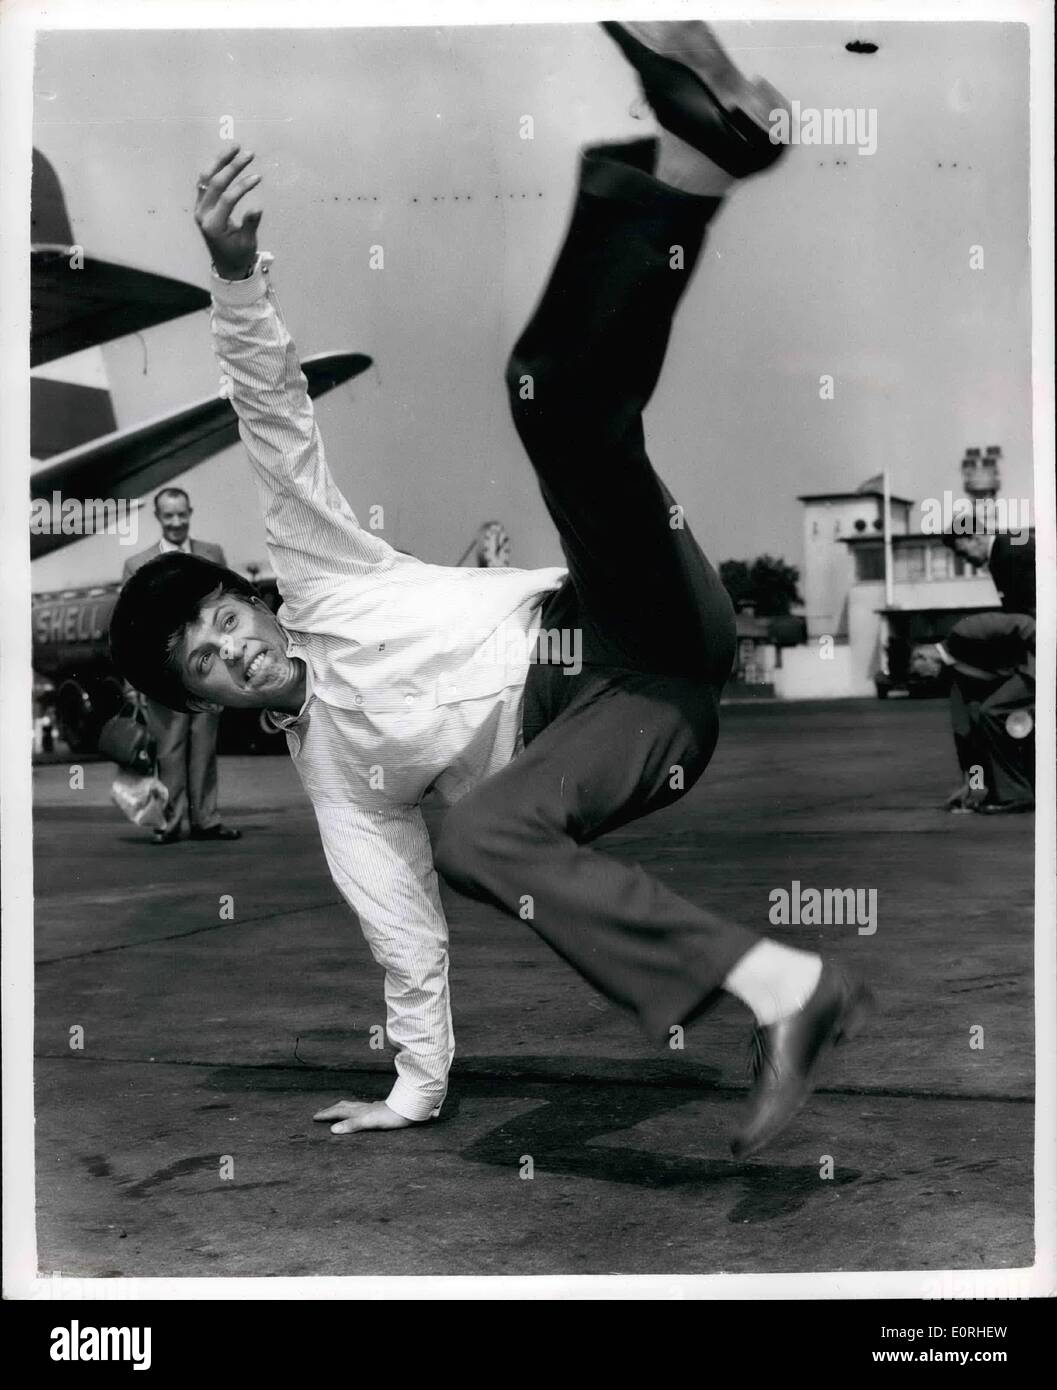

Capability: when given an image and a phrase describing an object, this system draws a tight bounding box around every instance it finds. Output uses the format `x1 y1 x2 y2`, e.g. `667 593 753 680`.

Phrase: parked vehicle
874 606 999 699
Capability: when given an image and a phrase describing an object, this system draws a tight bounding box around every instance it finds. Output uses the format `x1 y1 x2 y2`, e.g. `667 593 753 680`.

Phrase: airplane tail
31 148 75 247
31 349 118 465
31 147 210 368
30 151 119 465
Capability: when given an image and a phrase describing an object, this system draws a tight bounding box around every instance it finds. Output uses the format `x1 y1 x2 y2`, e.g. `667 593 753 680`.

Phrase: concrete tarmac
31 698 1034 1278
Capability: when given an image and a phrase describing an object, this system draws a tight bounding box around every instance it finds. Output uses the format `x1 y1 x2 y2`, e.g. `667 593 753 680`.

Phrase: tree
719 554 802 617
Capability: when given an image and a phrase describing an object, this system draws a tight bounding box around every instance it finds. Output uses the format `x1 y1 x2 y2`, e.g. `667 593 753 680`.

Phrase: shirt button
354 695 364 706
404 694 415 706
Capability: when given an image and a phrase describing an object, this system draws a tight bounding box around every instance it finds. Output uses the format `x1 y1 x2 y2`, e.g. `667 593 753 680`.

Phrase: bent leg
976 675 1035 804
436 670 758 1042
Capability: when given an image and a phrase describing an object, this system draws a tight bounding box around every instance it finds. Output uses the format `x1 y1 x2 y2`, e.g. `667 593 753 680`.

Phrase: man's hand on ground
194 145 262 280
945 782 985 812
313 1100 417 1134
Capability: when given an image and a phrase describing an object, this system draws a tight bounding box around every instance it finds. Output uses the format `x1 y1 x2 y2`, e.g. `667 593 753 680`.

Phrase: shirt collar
263 627 313 730
159 537 191 554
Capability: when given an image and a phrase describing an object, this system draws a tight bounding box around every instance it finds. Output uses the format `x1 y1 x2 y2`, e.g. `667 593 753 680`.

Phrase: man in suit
910 609 1035 814
942 529 1036 616
122 487 241 845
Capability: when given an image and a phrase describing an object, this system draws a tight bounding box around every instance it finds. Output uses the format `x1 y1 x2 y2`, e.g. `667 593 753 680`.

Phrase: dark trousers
951 672 1035 805
145 698 222 833
435 140 759 1042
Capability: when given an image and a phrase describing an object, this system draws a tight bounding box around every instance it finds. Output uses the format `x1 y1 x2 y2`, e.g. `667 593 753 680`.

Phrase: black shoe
602 20 789 178
189 824 242 841
150 826 181 845
731 963 874 1159
975 799 1034 815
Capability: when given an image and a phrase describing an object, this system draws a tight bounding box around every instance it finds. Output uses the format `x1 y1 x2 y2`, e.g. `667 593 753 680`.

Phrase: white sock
654 125 735 197
723 941 824 1026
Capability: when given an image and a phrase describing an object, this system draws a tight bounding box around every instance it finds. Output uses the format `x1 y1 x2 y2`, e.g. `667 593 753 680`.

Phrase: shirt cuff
385 1076 445 1123
210 251 274 307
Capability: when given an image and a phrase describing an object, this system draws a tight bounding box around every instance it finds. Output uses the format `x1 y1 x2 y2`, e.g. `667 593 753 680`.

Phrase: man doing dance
111 23 873 1157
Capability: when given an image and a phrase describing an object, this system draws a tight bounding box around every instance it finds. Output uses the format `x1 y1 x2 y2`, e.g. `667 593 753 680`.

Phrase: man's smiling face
176 587 305 711
155 492 192 547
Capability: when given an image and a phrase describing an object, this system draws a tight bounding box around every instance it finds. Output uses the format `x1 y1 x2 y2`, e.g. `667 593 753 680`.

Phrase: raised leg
506 137 735 684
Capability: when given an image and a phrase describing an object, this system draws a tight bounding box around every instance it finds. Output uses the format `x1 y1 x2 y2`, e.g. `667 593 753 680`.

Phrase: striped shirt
210 254 566 1121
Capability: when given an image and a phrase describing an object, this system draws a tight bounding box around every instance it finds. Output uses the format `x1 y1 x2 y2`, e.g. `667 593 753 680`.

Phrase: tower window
855 545 885 581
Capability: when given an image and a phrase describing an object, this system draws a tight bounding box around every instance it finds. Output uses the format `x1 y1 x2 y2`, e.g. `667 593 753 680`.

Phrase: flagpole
882 466 894 609
879 467 894 680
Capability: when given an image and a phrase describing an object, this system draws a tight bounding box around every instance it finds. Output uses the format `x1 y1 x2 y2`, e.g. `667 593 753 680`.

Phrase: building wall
889 573 1000 611
777 574 1002 699
796 492 1005 698
845 575 1001 693
801 496 911 640
847 582 889 691
772 643 862 699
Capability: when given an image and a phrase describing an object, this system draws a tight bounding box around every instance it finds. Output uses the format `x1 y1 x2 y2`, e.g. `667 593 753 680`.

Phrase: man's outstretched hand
195 145 262 280
313 1100 418 1135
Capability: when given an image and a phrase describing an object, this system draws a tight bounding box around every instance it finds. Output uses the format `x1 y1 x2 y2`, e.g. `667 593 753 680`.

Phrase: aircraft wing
30 351 373 558
31 249 213 367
